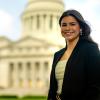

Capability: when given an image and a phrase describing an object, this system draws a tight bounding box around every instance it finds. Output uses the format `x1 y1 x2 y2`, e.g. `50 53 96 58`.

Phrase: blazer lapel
61 38 83 96
54 47 66 67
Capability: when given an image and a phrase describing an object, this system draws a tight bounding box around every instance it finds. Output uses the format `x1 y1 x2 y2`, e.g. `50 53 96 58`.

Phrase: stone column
57 16 60 31
25 18 29 35
45 15 50 32
0 62 9 88
22 62 27 88
29 16 33 31
33 15 37 33
27 17 32 34
31 62 35 88
40 14 44 32
32 16 35 31
13 62 19 88
52 15 58 32
43 14 46 32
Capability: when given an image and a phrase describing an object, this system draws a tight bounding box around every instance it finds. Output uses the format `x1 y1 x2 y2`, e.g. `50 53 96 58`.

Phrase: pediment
0 37 61 54
0 36 11 48
12 36 52 48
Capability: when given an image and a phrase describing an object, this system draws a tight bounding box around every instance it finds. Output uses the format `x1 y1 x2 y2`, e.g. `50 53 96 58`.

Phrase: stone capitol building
0 0 65 97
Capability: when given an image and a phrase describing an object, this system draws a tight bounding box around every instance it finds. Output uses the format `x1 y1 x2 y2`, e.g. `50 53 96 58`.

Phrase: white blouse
55 60 67 94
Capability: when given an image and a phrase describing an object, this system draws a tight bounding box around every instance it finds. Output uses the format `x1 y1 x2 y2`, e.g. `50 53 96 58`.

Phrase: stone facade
0 0 65 97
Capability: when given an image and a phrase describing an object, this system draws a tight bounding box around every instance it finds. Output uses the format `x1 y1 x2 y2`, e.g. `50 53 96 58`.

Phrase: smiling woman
47 9 100 100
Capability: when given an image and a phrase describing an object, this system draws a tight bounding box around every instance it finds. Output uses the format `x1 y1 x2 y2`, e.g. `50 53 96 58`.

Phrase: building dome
21 0 65 45
27 0 64 12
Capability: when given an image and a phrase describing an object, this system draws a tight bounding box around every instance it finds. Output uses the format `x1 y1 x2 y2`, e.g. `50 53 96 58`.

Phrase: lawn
0 98 46 100
0 96 47 100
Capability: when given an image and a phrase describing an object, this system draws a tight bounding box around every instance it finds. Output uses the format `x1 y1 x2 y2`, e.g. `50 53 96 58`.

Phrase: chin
65 37 73 41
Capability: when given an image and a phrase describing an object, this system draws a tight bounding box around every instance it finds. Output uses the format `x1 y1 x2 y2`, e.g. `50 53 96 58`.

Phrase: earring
80 29 82 35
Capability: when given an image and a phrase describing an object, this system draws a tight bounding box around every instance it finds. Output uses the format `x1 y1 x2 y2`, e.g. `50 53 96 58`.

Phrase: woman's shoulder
54 47 66 56
86 42 98 50
80 37 99 50
81 39 100 56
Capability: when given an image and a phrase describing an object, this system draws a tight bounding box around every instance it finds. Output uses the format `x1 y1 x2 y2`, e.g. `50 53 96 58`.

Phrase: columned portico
0 0 65 97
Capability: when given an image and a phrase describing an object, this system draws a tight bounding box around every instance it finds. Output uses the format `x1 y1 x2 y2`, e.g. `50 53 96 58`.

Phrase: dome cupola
21 0 65 45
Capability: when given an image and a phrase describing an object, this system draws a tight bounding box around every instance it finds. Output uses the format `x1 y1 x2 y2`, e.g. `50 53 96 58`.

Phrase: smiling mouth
64 32 73 35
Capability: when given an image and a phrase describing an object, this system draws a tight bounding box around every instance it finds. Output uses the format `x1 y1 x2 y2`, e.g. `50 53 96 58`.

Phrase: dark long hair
59 9 95 43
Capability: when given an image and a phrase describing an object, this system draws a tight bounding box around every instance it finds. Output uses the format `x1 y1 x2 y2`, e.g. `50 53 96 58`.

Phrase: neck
66 37 79 50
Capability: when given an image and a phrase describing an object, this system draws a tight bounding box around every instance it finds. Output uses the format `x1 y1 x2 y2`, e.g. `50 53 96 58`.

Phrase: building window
18 62 22 71
18 62 23 76
44 61 49 71
35 62 40 71
50 15 53 29
26 62 31 78
37 15 40 29
27 62 31 68
43 14 46 28
43 14 46 20
10 63 14 71
30 16 33 30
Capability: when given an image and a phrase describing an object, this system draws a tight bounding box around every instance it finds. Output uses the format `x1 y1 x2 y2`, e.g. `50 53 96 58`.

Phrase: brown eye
61 23 67 27
70 22 78 26
62 24 67 26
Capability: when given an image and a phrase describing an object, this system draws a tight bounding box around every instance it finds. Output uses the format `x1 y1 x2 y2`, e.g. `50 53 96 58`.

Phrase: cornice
28 0 64 3
27 0 64 7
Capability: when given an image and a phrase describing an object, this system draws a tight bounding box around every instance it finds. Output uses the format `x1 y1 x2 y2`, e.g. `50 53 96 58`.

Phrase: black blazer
47 37 100 100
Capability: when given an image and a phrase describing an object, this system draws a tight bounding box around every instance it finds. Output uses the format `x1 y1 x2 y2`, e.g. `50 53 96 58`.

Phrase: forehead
61 16 78 23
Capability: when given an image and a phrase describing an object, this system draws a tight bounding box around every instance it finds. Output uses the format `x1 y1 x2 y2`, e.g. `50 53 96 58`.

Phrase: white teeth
65 32 71 34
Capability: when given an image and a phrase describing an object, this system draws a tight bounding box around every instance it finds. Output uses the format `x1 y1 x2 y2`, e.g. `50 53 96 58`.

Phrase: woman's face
60 16 80 42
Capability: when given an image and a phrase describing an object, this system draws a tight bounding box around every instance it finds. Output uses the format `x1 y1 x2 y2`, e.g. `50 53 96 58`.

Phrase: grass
0 98 46 100
0 99 46 100
0 96 47 100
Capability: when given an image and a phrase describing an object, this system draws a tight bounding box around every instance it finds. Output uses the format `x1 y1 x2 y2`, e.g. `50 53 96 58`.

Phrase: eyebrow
61 22 78 26
61 22 78 24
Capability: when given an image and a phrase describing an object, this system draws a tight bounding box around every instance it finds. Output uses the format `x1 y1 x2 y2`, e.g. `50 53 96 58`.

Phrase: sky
0 0 100 47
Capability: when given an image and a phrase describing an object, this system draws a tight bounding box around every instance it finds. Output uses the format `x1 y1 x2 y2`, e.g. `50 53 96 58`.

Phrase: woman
47 9 100 100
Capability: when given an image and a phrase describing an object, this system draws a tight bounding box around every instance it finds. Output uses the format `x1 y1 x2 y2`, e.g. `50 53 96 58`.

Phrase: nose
66 24 70 31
